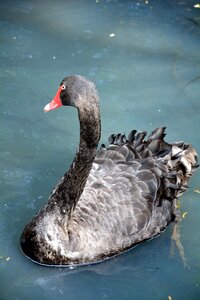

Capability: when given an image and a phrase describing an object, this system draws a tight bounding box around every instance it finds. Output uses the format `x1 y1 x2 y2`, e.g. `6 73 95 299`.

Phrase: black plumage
20 76 198 266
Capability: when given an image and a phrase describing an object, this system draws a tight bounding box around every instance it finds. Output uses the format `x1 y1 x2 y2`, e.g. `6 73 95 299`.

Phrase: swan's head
44 75 99 113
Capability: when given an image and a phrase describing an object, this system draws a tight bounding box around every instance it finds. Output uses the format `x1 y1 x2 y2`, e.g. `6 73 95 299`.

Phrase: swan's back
67 127 198 263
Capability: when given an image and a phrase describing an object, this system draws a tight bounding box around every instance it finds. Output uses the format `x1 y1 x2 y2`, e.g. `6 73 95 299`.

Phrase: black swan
20 75 198 266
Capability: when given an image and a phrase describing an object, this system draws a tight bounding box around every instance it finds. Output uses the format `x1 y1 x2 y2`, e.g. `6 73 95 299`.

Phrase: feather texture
20 76 198 266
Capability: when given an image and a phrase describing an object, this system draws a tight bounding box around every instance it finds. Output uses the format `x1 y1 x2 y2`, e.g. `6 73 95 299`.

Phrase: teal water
1 0 200 299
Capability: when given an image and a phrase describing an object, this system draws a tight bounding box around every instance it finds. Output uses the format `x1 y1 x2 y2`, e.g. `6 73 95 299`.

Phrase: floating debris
194 189 200 194
182 212 188 219
194 4 200 8
0 256 10 261
109 33 115 38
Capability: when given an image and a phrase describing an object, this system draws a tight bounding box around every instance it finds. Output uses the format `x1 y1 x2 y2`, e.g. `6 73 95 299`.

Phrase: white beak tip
44 103 50 113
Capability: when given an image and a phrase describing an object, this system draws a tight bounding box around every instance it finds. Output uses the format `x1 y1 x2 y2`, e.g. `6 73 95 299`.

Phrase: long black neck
47 104 101 217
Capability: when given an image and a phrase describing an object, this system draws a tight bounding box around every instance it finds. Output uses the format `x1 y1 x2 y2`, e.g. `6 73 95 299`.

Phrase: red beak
44 86 63 112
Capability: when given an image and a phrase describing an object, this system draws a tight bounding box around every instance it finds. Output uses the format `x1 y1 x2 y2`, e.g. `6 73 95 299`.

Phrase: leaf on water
182 212 188 219
194 189 200 194
194 3 200 8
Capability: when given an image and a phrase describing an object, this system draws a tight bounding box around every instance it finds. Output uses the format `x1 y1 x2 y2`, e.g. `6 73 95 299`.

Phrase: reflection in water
0 0 200 300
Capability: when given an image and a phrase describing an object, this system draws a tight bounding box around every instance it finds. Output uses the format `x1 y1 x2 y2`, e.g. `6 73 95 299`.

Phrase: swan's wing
97 127 198 198
91 155 160 234
78 127 198 238
69 127 197 262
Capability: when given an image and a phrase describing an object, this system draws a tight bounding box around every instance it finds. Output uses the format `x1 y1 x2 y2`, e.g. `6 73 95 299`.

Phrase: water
0 0 200 299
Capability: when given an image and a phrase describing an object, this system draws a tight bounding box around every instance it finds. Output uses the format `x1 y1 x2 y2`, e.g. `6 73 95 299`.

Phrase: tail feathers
148 126 166 141
168 144 198 195
106 127 198 198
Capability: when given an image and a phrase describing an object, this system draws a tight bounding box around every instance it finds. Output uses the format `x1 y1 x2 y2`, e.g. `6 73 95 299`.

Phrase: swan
20 75 198 266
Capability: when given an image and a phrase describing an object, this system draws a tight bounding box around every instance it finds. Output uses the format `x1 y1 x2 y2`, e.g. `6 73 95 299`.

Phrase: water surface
0 1 200 299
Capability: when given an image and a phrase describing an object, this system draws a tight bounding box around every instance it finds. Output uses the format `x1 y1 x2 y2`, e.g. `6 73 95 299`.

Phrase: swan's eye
61 85 66 90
